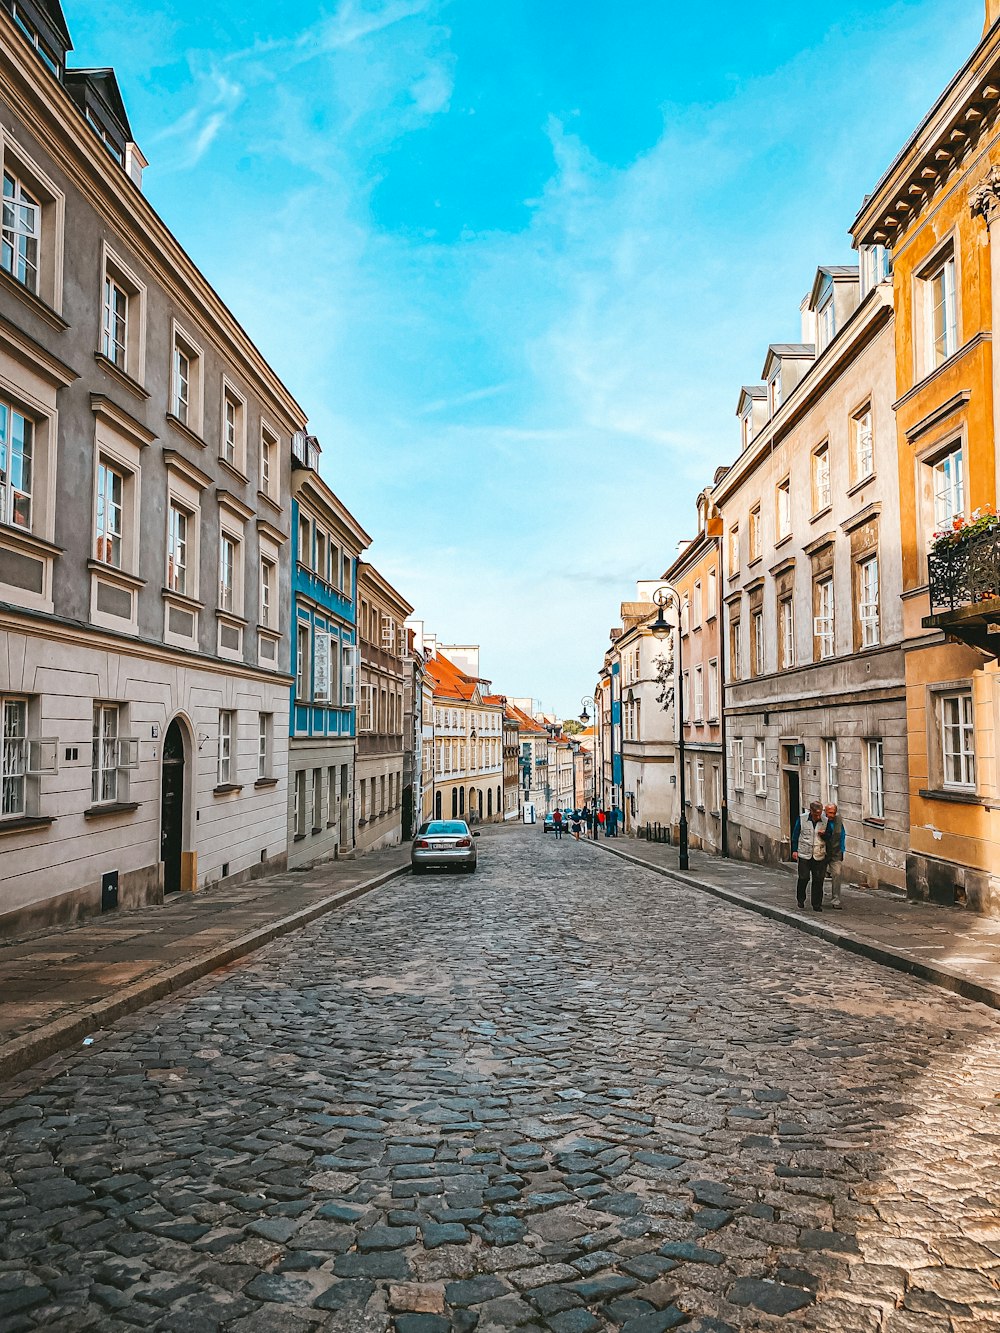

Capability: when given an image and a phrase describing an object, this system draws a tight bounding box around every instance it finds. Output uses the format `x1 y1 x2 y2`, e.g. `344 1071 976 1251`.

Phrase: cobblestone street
3 824 1000 1333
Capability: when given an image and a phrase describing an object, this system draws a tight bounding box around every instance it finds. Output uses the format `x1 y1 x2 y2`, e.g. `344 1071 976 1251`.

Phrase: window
260 557 274 628
693 666 704 722
825 738 839 805
712 764 721 813
218 710 234 785
102 273 128 369
9 5 61 75
358 684 374 732
932 445 964 530
814 577 835 660
861 244 891 296
730 619 742 681
817 296 835 352
926 249 957 367
749 506 762 561
776 478 791 542
695 762 705 808
707 568 717 618
866 739 885 819
768 371 782 416
342 643 357 706
260 425 278 501
2 170 39 292
219 533 237 612
729 525 740 575
222 386 245 472
752 738 767 796
779 596 794 669
853 405 874 481
2 697 26 815
0 402 34 530
258 713 271 780
91 703 120 804
312 769 322 832
752 609 765 676
732 739 744 791
172 344 190 424
682 671 689 720
314 630 331 704
941 691 975 788
812 443 830 513
742 410 754 450
294 769 305 835
95 461 123 567
708 659 719 720
296 623 310 700
692 581 702 626
859 555 880 648
167 504 188 594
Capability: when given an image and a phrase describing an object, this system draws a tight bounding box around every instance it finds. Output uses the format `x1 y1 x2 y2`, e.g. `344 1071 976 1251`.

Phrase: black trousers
796 857 825 909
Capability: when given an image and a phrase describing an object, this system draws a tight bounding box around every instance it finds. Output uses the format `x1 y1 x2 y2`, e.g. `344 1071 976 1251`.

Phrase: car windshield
418 821 468 836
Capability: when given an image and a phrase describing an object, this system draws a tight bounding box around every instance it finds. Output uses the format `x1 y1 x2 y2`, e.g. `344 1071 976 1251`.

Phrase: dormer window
768 372 782 417
86 110 124 166
8 1 63 78
861 244 891 296
742 410 754 450
817 296 835 352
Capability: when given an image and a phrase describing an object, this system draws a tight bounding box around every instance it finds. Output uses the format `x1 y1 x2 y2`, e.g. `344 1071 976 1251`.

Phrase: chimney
987 0 1000 33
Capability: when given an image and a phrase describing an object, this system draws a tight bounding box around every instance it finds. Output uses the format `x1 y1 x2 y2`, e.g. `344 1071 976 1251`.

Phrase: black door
786 769 800 856
161 721 185 893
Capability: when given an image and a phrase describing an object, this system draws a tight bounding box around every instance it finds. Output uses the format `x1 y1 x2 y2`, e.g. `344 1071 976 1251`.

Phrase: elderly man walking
791 800 830 912
824 803 846 909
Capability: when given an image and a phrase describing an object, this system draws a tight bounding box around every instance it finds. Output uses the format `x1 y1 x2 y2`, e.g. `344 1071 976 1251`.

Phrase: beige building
0 3 302 932
355 563 413 854
717 262 908 890
427 649 504 822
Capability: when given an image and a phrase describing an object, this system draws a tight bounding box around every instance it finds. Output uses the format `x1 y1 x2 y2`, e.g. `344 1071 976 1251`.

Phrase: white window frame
91 702 137 805
812 443 831 513
853 405 874 481
342 642 357 707
708 658 719 721
219 532 237 613
780 596 795 669
101 273 128 369
732 738 745 791
0 400 35 532
729 524 740 575
95 459 124 569
2 169 39 293
167 502 189 595
926 249 957 369
730 619 742 681
859 554 880 648
752 739 767 797
814 577 835 660
260 422 279 502
695 761 705 809
776 478 791 542
749 506 761 561
0 132 65 313
218 710 235 786
752 609 764 676
258 712 271 780
221 381 247 474
941 691 975 789
259 555 274 629
866 738 885 820
358 682 374 733
170 321 203 433
1 695 56 817
314 629 332 704
931 444 964 531
296 622 311 700
825 738 839 805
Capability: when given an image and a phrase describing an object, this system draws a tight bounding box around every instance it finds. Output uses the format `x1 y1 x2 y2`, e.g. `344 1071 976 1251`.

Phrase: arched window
487 788 493 817
435 790 442 819
459 787 465 816
451 787 457 818
497 784 501 813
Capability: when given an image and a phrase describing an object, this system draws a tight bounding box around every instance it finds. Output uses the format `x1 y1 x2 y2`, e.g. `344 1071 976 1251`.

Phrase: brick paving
2 823 1000 1331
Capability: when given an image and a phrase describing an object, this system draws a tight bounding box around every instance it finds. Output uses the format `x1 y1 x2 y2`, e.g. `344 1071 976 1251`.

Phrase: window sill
162 587 203 611
257 489 283 515
88 560 146 590
213 783 243 795
918 787 985 806
863 817 885 828
219 456 249 486
293 832 306 842
774 533 793 550
94 351 150 400
254 777 279 789
810 503 832 524
311 826 323 836
0 524 63 560
847 473 876 499
0 265 69 330
0 814 56 836
216 609 248 627
165 413 207 449
747 555 762 569
84 801 139 819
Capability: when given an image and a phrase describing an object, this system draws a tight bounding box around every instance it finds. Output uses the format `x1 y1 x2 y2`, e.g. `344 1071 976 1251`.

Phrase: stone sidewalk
0 844 411 1081
591 833 1000 1011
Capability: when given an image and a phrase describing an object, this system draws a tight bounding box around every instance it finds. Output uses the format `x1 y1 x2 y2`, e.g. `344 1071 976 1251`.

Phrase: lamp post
649 585 688 871
579 694 597 837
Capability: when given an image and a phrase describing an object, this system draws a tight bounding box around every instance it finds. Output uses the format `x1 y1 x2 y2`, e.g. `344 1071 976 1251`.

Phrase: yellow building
852 1 1000 910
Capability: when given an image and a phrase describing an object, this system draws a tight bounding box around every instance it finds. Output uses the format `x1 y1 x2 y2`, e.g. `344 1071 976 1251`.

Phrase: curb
589 839 1000 1014
0 862 411 1084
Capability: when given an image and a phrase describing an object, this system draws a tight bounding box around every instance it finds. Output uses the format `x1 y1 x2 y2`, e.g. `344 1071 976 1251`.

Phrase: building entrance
161 720 185 893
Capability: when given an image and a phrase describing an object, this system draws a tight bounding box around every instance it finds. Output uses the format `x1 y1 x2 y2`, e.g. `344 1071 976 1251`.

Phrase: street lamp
579 694 598 837
649 585 688 871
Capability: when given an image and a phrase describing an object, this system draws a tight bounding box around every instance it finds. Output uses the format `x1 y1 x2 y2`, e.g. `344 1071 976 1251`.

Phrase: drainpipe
718 539 730 858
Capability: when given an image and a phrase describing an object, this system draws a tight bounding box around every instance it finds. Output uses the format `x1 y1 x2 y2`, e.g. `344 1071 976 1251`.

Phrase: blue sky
73 0 977 717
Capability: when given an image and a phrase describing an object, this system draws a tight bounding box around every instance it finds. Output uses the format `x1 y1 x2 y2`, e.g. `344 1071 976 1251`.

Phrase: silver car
411 820 479 874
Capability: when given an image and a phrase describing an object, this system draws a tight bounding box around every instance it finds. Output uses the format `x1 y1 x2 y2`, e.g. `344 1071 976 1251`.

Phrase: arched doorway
451 787 458 817
487 788 493 818
459 787 465 816
161 719 186 894
435 790 442 819
496 784 501 816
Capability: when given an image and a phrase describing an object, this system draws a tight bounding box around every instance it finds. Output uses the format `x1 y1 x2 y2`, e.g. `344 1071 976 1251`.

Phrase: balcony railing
927 523 1000 611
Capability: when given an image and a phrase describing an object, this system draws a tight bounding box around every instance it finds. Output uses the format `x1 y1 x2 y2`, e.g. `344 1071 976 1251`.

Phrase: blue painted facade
290 497 358 740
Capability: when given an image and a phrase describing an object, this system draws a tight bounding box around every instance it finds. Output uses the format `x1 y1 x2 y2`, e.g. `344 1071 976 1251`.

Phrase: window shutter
26 737 59 775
